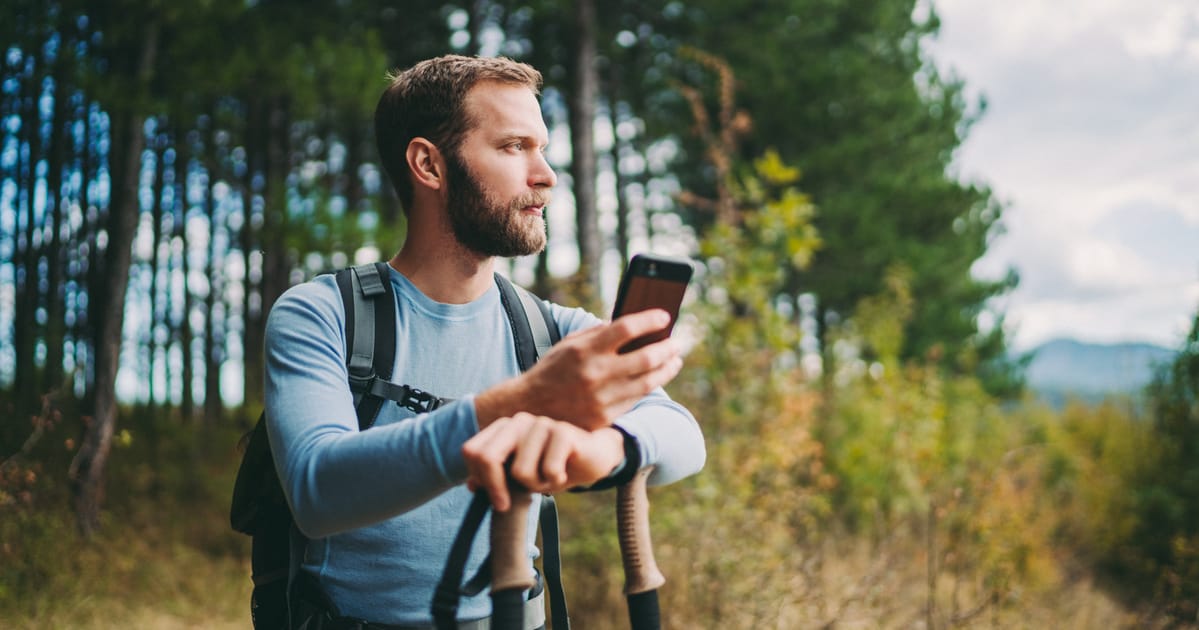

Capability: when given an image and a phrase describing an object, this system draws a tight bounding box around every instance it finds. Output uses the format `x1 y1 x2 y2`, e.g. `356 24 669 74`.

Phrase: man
264 55 704 628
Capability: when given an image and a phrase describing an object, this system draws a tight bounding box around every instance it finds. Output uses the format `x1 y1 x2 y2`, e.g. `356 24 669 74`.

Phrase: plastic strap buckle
398 386 443 414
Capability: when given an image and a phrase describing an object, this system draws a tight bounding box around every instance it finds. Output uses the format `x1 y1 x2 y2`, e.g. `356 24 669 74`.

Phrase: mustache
510 191 552 210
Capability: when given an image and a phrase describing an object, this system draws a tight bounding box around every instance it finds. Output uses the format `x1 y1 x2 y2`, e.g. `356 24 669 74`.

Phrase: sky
922 0 1199 351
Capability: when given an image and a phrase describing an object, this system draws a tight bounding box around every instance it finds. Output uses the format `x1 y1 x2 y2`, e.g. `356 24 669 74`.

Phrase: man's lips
514 192 550 216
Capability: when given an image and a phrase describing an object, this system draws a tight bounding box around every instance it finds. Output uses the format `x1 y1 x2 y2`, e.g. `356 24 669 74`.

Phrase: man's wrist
572 425 641 492
473 377 528 429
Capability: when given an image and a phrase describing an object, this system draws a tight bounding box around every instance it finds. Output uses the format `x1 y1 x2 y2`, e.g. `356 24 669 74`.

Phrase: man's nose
530 152 557 189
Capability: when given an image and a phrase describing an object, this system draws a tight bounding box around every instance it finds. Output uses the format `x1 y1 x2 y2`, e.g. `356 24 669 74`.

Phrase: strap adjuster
398 386 442 414
347 370 375 393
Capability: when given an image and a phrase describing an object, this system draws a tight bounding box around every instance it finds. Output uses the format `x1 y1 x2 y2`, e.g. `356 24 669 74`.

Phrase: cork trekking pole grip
617 466 664 630
491 486 536 630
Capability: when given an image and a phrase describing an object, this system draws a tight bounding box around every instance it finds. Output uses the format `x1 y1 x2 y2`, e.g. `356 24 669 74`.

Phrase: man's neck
389 235 496 304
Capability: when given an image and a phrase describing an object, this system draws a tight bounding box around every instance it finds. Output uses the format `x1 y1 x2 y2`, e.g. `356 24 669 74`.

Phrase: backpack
229 262 567 629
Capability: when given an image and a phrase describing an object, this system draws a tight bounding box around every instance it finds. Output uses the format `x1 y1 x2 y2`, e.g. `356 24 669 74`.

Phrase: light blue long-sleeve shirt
264 267 705 625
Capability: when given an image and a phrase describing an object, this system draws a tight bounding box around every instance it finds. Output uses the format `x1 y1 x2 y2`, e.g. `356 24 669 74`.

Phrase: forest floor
0 418 1181 629
0 506 1158 629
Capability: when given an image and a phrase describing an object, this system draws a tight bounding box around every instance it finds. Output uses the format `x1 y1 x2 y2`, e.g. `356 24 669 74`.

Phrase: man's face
444 150 548 258
444 82 556 258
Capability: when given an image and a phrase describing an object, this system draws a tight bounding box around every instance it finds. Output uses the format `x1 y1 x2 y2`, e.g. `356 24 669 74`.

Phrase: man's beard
444 152 549 258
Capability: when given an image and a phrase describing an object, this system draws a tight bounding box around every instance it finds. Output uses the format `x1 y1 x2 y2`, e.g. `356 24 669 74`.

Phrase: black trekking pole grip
491 486 535 630
617 466 664 630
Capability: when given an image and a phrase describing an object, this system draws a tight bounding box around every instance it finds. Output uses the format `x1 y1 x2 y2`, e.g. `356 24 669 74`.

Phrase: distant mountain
1022 338 1176 402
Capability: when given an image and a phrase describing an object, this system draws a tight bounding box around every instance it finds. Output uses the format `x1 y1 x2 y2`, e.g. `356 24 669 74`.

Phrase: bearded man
262 55 705 629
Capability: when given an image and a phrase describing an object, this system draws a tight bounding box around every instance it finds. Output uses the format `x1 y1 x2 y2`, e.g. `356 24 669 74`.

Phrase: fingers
598 309 672 353
509 417 551 489
586 337 682 420
487 310 685 432
600 351 685 415
612 336 681 379
560 335 683 427
462 414 527 512
509 418 581 492
464 414 627 509
464 413 579 510
539 428 574 489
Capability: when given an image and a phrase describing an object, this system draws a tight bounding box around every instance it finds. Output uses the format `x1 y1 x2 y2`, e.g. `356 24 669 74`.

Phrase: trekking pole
617 466 664 630
490 485 536 630
433 483 534 630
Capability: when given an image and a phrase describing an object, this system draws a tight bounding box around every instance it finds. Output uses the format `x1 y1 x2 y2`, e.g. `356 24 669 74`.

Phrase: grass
0 406 252 629
550 492 1159 630
3 521 248 629
0 478 1171 630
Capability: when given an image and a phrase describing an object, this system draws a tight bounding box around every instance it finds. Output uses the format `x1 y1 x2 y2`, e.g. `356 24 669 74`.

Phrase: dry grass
0 410 1183 629
551 487 1165 630
0 499 1175 630
2 516 249 629
555 536 1150 630
0 414 252 629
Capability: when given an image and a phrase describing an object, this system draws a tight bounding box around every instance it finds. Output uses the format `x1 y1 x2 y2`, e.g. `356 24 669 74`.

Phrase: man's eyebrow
495 133 548 147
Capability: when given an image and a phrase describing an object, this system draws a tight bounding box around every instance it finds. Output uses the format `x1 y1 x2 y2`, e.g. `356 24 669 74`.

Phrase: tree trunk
43 50 71 390
71 20 159 538
2 58 18 392
241 95 292 412
569 0 600 298
177 124 195 422
15 57 42 400
817 302 835 405
148 120 166 407
80 100 98 404
606 93 630 272
469 0 490 55
202 111 224 423
258 95 291 350
240 97 264 412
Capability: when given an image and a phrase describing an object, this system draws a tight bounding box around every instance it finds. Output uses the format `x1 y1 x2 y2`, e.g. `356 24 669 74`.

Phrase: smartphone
611 253 694 354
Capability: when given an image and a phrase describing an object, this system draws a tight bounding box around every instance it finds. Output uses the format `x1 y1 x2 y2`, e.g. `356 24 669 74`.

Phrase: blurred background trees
2 0 1195 626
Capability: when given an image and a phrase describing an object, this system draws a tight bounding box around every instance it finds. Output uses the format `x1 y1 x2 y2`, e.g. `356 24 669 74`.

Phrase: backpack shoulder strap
335 262 397 431
493 273 561 370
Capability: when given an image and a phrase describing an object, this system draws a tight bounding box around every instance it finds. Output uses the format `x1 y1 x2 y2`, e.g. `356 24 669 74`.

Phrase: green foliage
819 297 1199 624
645 0 1018 394
821 272 1069 608
555 136 1175 624
647 147 833 626
692 148 820 395
1122 310 1199 618
559 131 832 624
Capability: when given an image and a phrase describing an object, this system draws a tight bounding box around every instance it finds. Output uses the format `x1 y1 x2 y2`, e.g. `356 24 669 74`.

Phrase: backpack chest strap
350 376 449 414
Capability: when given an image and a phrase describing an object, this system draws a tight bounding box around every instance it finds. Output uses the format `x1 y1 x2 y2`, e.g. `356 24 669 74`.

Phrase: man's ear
406 137 445 193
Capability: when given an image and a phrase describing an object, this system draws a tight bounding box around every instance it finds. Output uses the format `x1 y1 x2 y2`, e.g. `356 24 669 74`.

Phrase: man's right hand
474 309 684 431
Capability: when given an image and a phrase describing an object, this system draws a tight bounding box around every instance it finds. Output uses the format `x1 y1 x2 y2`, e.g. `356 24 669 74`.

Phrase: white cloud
928 0 1199 349
1121 2 1199 59
1009 282 1198 350
1066 238 1156 293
